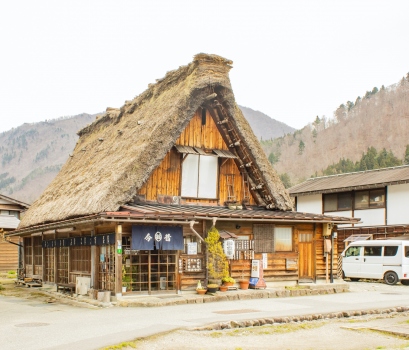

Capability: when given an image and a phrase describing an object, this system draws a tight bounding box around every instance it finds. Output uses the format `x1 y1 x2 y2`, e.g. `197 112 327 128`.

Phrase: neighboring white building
289 165 409 249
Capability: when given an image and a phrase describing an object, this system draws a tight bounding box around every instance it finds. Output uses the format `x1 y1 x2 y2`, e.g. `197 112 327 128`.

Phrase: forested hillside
264 75 409 187
0 114 96 203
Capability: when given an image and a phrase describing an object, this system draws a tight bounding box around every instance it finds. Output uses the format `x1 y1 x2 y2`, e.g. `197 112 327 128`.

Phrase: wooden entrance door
298 232 314 280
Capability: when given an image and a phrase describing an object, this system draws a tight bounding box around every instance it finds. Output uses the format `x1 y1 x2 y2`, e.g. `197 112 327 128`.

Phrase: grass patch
285 285 309 290
101 342 136 349
208 322 326 339
101 329 179 350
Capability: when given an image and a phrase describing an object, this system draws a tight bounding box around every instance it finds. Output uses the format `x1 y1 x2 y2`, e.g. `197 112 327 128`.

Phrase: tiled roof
289 165 409 196
114 203 358 224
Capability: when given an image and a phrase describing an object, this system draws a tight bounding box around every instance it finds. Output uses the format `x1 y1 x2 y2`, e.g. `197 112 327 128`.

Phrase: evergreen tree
404 145 409 165
279 173 292 188
298 140 305 155
268 152 279 165
371 87 379 95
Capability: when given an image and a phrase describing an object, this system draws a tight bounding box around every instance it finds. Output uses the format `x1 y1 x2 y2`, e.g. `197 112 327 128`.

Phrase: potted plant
206 283 219 293
238 266 250 290
204 226 229 292
122 265 131 293
218 285 228 292
196 281 207 295
221 276 236 287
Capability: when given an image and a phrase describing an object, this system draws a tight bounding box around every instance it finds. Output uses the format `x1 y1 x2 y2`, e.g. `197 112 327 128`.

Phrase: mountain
264 76 409 186
238 106 296 140
0 107 293 204
0 114 97 203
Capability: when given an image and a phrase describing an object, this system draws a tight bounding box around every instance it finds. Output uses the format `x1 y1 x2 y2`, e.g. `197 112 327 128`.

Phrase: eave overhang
9 204 360 237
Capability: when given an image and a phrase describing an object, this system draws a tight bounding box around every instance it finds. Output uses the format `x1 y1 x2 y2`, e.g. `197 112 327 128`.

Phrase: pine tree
404 145 409 164
268 152 279 165
298 140 305 155
279 173 292 188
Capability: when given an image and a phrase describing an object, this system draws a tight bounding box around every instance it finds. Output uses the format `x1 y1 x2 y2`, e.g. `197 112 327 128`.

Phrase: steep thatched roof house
11 54 357 295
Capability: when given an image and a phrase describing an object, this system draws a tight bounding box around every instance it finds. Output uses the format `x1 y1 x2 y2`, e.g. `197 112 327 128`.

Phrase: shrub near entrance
205 226 229 290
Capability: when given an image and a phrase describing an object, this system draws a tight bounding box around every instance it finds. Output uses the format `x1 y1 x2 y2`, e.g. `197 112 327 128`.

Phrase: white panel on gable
387 183 409 225
354 208 385 226
296 194 322 214
323 211 353 228
0 199 15 205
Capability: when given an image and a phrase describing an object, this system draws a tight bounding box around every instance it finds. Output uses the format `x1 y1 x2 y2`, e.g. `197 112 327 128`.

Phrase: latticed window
253 224 274 253
24 237 33 275
253 225 293 253
70 246 91 273
33 236 43 275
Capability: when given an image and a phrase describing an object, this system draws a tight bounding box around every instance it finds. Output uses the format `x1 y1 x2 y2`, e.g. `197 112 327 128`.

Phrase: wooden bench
57 283 76 294
15 275 42 288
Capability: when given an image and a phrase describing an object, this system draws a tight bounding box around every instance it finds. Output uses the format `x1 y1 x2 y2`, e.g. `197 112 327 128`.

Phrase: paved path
1 282 409 350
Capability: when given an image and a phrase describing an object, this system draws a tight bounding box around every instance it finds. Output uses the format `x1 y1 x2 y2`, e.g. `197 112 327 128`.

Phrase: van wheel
384 271 398 285
401 280 409 286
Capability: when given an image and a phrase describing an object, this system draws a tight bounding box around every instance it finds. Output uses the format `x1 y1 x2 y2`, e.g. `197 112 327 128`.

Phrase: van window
364 246 382 256
384 246 398 256
345 246 361 257
405 247 409 258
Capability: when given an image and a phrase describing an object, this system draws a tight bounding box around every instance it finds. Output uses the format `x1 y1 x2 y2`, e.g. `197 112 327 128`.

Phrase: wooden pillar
90 229 97 289
31 236 34 276
41 233 45 282
115 224 123 295
53 233 58 284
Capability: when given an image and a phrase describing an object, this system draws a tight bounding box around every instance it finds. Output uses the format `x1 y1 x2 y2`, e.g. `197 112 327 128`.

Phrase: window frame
274 226 293 252
323 192 352 212
354 189 385 210
181 153 218 199
253 225 293 253
323 188 386 212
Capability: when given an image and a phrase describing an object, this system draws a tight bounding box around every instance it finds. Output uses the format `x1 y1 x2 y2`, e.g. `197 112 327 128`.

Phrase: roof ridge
306 164 409 181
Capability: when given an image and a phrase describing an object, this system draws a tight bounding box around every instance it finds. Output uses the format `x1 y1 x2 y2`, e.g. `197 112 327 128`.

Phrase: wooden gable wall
138 108 256 205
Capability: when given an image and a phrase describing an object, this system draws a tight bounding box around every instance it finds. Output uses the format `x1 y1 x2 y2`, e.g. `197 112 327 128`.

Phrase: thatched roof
19 53 293 229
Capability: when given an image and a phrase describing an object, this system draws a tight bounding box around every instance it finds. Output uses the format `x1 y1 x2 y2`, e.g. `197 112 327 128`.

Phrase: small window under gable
176 145 237 200
181 153 218 198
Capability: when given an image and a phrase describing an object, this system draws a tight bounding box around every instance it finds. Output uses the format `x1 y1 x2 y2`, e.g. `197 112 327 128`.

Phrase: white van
342 239 409 285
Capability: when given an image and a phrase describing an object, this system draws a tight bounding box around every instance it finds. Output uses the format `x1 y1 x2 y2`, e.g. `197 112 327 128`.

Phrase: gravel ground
103 281 409 350
2 276 409 350
119 316 409 350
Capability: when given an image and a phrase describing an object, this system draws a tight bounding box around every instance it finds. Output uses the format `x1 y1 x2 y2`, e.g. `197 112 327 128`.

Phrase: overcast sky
1 1 408 133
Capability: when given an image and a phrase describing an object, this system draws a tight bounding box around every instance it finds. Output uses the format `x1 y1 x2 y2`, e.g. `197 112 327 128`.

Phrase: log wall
138 108 256 205
0 236 20 272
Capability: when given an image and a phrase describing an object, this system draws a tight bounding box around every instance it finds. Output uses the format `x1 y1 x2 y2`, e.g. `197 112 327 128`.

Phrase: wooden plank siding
0 236 20 272
215 221 301 283
180 224 206 290
138 108 256 205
